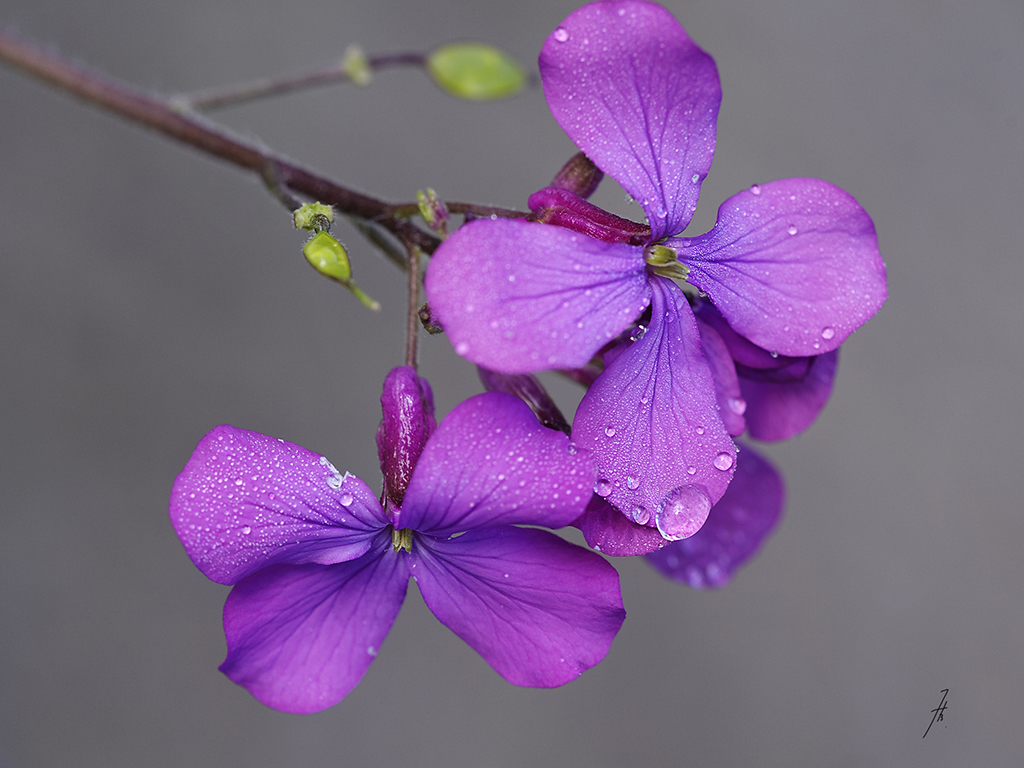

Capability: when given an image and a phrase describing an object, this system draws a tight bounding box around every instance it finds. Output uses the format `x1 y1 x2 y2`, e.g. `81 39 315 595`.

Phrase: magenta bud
528 187 650 245
376 366 437 514
477 368 570 434
549 152 604 199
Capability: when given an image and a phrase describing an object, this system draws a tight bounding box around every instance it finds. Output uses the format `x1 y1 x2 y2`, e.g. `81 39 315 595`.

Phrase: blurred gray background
1 0 1021 765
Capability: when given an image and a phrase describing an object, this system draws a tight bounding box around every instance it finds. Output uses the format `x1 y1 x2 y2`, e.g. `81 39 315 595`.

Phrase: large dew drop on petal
655 485 712 541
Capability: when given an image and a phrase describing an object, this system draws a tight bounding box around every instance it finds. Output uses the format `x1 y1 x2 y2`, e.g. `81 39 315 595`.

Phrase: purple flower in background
426 0 886 543
169 367 624 714
694 299 839 442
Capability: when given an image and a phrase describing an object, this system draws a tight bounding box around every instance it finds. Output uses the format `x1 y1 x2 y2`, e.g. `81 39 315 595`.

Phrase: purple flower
425 0 886 542
169 367 624 713
693 299 839 442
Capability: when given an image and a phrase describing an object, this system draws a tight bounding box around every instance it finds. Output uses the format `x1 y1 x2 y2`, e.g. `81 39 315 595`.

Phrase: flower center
644 244 690 281
391 527 414 554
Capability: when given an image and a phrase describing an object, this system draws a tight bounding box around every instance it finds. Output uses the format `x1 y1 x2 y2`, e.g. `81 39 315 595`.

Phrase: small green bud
341 45 373 87
303 230 351 280
302 231 381 311
293 202 335 232
416 188 450 236
426 43 526 100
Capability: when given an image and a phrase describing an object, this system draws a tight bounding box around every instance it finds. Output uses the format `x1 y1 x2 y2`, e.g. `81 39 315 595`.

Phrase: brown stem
185 52 429 112
0 27 440 255
405 245 421 369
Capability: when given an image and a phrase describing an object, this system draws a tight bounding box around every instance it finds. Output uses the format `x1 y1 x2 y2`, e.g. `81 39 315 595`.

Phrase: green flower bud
341 45 372 87
417 187 449 236
303 230 351 281
427 43 526 100
302 231 381 311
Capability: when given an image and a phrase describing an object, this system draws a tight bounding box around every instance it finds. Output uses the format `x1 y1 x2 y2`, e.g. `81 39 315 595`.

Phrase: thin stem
405 245 421 369
0 27 440 257
184 52 428 112
391 201 529 220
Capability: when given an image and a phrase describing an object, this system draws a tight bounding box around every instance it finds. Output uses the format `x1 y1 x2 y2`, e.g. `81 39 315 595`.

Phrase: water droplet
624 193 635 204
553 26 569 42
339 492 353 506
234 478 243 486
728 397 747 415
691 173 700 183
367 646 378 657
241 525 251 535
604 426 616 437
455 341 469 355
594 478 613 497
686 465 696 475
821 326 835 340
632 505 650 525
567 442 579 455
655 485 712 541
326 474 343 490
695 426 705 435
787 224 798 235
630 324 647 341
713 451 735 471
626 475 640 490
750 184 761 195
770 350 779 358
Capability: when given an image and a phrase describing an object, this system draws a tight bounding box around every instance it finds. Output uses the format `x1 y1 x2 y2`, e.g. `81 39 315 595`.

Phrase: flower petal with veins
412 526 625 687
540 0 721 239
425 219 650 373
573 277 735 534
674 178 887 356
170 425 388 585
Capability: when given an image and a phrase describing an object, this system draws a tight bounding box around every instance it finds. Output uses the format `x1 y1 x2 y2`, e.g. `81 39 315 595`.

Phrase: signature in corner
923 688 949 738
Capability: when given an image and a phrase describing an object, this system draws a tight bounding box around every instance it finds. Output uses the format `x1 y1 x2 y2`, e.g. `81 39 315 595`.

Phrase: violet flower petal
692 298 799 371
573 277 736 539
573 495 671 557
695 317 747 437
425 218 650 373
540 0 721 240
673 178 887 357
170 425 388 585
400 392 594 535
740 350 839 441
219 541 408 714
411 527 625 687
646 444 784 588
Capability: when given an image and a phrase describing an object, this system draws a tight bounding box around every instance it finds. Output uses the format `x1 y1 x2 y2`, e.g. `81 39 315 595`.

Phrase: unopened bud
341 45 373 87
418 302 444 334
303 231 381 311
416 188 450 236
426 43 526 100
550 152 604 200
303 230 351 280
